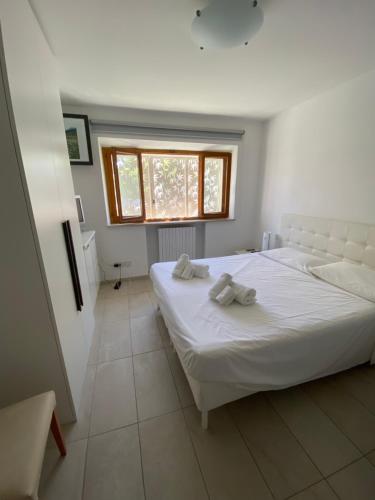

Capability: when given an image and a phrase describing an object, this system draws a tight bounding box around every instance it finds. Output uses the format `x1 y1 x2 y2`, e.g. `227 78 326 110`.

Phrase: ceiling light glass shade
191 0 263 49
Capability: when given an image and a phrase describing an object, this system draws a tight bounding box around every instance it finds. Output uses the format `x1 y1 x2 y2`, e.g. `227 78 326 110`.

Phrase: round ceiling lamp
191 0 263 50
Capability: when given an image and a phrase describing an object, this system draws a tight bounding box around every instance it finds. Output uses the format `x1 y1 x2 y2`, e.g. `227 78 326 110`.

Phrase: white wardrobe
82 231 101 307
0 1 94 422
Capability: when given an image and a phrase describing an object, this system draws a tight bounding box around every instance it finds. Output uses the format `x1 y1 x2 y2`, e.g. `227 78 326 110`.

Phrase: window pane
116 154 142 217
204 157 224 213
142 154 199 219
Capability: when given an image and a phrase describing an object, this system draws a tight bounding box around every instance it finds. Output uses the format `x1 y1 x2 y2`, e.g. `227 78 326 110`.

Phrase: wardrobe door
0 1 94 416
84 242 96 307
0 23 73 421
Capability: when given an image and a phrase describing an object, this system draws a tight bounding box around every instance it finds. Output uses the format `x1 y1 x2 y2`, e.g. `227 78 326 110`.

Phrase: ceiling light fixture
191 0 263 50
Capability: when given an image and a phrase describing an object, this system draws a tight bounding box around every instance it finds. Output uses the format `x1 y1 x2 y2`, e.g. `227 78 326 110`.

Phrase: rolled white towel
232 282 257 306
192 263 210 279
172 254 190 278
209 273 233 299
236 294 256 306
181 261 194 280
216 285 236 306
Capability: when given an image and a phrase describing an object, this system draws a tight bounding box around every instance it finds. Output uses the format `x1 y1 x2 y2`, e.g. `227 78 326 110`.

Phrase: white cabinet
0 2 94 422
91 238 102 292
82 231 100 307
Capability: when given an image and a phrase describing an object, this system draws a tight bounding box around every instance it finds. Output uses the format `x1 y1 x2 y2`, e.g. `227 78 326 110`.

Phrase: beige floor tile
98 319 132 362
129 276 152 294
367 450 375 466
62 364 96 443
184 406 273 500
165 347 195 407
93 300 105 322
133 349 180 420
98 281 116 297
83 425 144 500
303 378 375 454
289 481 337 500
229 394 321 500
139 411 208 500
90 358 137 435
103 296 130 321
148 290 159 307
40 439 87 500
334 369 375 414
131 313 163 355
87 328 100 365
328 458 375 500
269 387 360 476
155 312 171 346
102 290 129 304
129 292 155 318
360 364 375 381
98 281 129 300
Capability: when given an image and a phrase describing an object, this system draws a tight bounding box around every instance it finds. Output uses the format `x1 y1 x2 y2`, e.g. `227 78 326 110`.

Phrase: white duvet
150 253 375 392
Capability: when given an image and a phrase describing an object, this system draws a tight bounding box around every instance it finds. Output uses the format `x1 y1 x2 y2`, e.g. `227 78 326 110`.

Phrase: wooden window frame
102 147 231 224
201 152 231 219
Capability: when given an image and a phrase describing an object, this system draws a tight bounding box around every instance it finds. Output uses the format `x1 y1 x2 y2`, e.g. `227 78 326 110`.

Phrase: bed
150 214 375 428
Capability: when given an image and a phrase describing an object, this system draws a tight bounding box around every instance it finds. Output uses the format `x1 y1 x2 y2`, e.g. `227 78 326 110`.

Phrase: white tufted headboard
280 214 375 269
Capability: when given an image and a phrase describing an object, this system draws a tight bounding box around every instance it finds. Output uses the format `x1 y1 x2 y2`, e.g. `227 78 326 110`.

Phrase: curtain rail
90 119 245 141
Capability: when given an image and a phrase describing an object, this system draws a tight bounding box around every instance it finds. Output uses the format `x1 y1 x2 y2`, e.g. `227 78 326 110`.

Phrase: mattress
150 253 375 393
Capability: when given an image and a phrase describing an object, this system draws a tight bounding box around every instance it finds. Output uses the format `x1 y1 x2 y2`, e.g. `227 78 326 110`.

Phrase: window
102 147 231 223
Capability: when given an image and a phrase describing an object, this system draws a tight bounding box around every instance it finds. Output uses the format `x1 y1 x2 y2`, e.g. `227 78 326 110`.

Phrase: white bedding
261 247 329 274
151 253 375 393
311 261 375 303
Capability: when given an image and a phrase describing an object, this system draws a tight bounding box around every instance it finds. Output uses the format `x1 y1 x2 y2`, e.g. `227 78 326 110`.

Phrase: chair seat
0 391 56 500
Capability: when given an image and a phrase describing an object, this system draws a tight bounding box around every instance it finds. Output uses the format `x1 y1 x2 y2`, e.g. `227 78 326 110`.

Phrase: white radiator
158 226 196 262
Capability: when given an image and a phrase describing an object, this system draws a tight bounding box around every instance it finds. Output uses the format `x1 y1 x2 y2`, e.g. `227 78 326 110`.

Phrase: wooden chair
0 391 66 500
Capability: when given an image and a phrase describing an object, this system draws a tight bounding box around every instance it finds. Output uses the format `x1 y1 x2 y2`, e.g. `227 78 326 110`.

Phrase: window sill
106 218 236 227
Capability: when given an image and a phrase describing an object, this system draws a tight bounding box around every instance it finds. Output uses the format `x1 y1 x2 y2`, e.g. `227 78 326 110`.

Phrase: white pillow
311 261 375 303
262 247 329 274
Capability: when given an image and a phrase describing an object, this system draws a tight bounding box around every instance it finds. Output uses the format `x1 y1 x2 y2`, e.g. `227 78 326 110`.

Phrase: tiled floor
40 277 375 500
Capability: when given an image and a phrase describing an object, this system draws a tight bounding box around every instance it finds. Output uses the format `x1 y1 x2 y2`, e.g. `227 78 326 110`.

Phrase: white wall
259 69 375 240
64 104 266 279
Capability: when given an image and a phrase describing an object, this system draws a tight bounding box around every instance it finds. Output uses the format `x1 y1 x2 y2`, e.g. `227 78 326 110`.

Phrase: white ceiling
30 0 375 118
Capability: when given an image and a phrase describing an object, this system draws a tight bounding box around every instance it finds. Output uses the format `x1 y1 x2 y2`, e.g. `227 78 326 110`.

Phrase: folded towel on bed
209 273 233 299
209 273 256 306
216 285 236 306
231 282 257 305
172 254 190 278
173 255 210 280
181 261 195 280
192 263 210 279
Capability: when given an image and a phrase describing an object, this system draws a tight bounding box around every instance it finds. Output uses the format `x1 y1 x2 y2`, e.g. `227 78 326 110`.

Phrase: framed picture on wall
63 113 93 165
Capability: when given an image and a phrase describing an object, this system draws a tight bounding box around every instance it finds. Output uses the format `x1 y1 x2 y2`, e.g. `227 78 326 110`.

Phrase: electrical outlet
113 261 132 268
